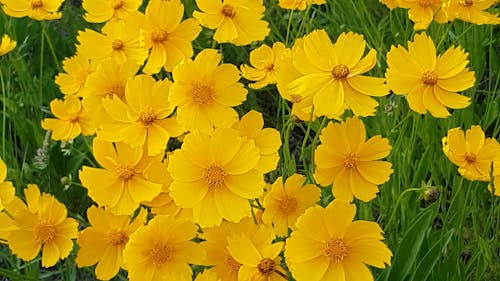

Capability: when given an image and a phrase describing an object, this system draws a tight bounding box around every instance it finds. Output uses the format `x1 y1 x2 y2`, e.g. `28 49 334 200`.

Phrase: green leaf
410 229 454 281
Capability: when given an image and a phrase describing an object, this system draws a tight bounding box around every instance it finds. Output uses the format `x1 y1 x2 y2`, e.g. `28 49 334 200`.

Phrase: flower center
257 258 275 276
112 40 124 51
418 0 433 7
279 197 298 215
324 239 347 262
138 109 156 126
225 255 242 273
116 164 135 181
331 64 350 80
463 0 473 6
31 0 43 8
222 4 236 18
69 115 80 123
149 243 172 267
421 70 438 85
264 63 275 72
109 230 129 245
465 153 477 163
107 84 125 99
192 83 215 106
343 153 358 169
34 222 56 244
151 29 168 43
290 94 302 103
204 165 226 188
111 0 124 9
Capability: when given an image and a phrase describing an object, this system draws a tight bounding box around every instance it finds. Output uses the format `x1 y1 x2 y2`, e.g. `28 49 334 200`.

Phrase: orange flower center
257 258 275 276
34 222 56 244
138 109 156 126
107 84 125 99
225 255 242 273
109 230 129 245
264 63 275 72
465 152 477 163
151 29 168 43
343 153 358 169
279 197 298 215
31 0 43 8
290 94 302 103
421 70 438 85
112 40 124 51
222 4 236 18
418 0 433 7
192 83 215 105
331 64 350 80
324 238 347 262
463 0 473 6
204 165 226 188
69 114 80 123
149 243 172 267
116 164 135 181
111 0 124 9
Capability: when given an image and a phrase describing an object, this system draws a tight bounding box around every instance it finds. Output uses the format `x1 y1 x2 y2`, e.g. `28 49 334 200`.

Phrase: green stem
39 22 45 101
41 22 61 72
384 188 421 232
0 66 6 159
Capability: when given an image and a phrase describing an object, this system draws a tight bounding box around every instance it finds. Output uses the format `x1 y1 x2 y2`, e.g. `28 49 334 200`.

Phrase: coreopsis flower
436 0 500 25
379 0 397 9
123 215 203 281
0 0 63 20
386 33 475 118
262 174 320 237
285 200 392 281
490 161 500 196
7 184 78 267
79 139 163 215
55 54 94 97
137 0 201 73
41 96 96 141
279 0 326 10
82 0 142 23
0 34 16 56
442 126 500 181
77 20 148 65
314 117 393 202
193 0 270 46
168 128 265 227
99 75 184 156
232 110 281 173
169 49 247 132
76 206 147 280
195 269 221 281
0 212 16 241
397 0 443 30
288 30 389 118
240 42 286 89
0 158 15 211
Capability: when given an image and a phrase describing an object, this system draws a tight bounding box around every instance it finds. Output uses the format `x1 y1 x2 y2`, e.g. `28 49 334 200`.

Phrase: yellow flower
137 0 201 73
41 96 96 141
79 139 163 215
289 30 389 118
123 215 203 281
232 110 282 174
0 0 63 20
169 49 247 132
0 34 16 56
314 117 393 202
0 158 15 212
76 206 147 280
442 126 500 181
279 0 326 10
195 269 221 281
379 0 398 9
490 161 500 196
193 0 270 46
262 174 320 237
437 0 500 24
386 33 475 118
168 128 265 227
7 184 78 267
285 200 392 281
241 42 286 89
82 0 142 23
397 0 443 30
55 54 94 97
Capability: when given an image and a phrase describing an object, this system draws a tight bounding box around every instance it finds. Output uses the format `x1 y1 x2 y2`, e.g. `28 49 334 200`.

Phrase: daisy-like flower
437 0 500 25
240 42 286 89
41 96 96 141
76 206 147 280
169 49 247 132
0 34 16 56
193 0 270 46
168 128 265 227
285 200 392 281
232 110 282 174
262 174 320 237
386 33 475 118
0 0 63 20
123 215 203 281
0 158 15 211
288 30 389 118
195 269 221 281
279 0 326 10
490 161 500 197
442 125 500 181
397 0 444 30
7 184 78 267
55 54 94 97
314 117 393 202
82 0 142 23
379 0 397 9
138 0 201 73
79 139 163 215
